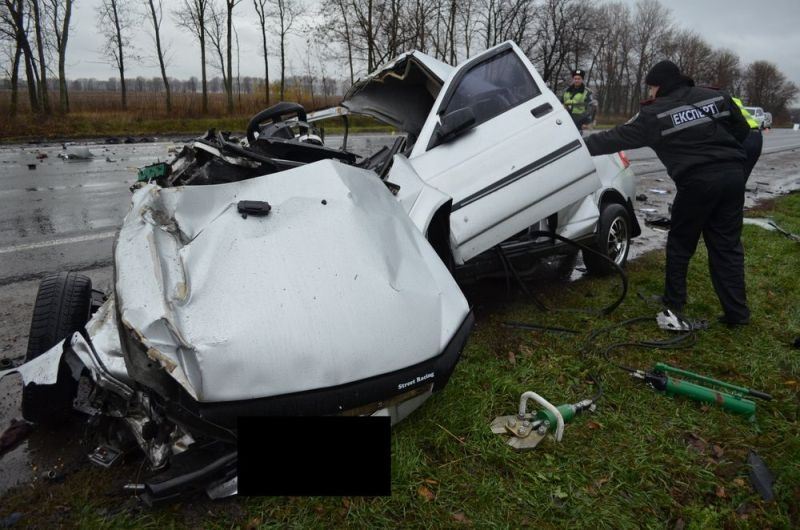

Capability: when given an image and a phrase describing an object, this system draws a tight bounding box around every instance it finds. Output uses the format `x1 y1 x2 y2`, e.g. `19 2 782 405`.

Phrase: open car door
408 41 601 263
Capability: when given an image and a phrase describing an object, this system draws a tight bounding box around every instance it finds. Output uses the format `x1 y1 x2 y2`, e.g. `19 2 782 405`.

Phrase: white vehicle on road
744 106 768 129
1 41 637 503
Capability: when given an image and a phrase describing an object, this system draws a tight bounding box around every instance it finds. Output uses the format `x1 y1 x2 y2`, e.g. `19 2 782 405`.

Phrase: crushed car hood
115 159 469 402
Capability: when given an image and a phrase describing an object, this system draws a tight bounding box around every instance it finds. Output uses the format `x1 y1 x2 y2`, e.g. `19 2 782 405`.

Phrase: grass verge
1 194 799 528
0 114 394 143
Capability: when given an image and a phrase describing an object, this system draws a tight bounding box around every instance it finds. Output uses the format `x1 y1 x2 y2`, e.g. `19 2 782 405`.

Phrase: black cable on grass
498 230 629 317
503 321 581 335
583 316 696 373
498 232 696 377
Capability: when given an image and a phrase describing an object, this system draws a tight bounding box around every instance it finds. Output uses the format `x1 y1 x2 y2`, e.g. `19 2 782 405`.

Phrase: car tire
21 272 92 426
582 203 631 275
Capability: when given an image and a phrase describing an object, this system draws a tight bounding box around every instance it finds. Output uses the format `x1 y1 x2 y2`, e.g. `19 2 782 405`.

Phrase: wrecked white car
1 41 637 503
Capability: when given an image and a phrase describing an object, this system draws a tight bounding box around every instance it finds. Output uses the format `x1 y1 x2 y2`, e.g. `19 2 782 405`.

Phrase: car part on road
490 383 600 450
21 272 92 426
630 363 771 420
644 215 671 230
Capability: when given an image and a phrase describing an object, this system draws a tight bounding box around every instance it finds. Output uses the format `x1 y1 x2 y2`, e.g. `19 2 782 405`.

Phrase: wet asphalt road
1 129 799 286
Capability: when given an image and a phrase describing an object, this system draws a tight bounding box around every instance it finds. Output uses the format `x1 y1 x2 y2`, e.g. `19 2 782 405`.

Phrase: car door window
442 50 541 126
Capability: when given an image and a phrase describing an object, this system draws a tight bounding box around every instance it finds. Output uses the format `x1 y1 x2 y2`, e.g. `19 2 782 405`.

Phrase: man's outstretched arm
584 112 656 155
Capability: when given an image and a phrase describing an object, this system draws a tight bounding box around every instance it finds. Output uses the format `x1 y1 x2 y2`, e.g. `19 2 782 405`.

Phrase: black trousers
664 166 750 322
742 129 763 182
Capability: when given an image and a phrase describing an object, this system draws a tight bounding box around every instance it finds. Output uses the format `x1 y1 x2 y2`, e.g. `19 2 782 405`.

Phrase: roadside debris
26 164 36 170
747 450 775 501
635 193 648 201
644 215 671 229
0 419 34 458
58 147 94 160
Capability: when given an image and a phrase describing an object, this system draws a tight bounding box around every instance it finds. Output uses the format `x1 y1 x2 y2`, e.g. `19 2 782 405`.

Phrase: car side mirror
436 107 476 145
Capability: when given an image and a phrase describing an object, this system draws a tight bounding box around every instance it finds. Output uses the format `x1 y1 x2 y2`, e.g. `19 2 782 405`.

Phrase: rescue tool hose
497 230 695 390
497 229 629 316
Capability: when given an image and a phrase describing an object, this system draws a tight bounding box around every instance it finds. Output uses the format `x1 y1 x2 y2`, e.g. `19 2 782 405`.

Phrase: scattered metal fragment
0 419 34 458
58 147 94 160
88 445 123 468
747 450 775 501
648 188 669 194
645 215 671 229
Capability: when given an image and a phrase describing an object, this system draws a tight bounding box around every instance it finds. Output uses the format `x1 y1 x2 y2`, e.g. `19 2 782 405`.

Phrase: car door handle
531 103 553 118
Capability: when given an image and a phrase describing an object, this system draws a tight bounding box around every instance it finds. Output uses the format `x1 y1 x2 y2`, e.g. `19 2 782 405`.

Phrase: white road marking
0 230 117 254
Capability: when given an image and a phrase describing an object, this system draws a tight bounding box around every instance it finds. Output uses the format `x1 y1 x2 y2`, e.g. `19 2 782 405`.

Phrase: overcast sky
64 0 800 88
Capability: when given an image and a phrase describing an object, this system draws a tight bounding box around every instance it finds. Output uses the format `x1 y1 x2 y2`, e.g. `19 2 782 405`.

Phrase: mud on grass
1 194 799 527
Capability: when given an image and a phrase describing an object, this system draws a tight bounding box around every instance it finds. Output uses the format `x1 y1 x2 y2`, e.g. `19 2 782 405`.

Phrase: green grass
2 194 799 528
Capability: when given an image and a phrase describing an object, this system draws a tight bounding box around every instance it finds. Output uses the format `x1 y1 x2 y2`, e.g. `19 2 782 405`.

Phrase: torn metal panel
0 340 65 386
114 159 470 402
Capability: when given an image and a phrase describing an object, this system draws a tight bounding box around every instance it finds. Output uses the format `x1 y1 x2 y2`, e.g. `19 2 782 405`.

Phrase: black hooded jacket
584 83 750 181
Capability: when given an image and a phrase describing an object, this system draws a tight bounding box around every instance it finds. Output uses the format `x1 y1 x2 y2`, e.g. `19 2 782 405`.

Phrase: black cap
571 69 585 78
645 60 683 87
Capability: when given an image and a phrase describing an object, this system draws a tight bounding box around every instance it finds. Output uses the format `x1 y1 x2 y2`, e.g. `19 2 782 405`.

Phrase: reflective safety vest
563 87 589 116
732 97 760 129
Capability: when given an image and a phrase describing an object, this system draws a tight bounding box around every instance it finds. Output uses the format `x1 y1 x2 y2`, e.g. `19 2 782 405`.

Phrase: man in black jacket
584 60 752 326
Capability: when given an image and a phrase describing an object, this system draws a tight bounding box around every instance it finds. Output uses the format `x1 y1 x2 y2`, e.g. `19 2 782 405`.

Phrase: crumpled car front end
1 154 472 504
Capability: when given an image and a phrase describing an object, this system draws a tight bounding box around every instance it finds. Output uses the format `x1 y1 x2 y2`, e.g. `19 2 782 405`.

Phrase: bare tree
97 0 133 109
0 25 22 115
44 0 73 113
2 0 40 112
29 0 49 112
174 0 209 113
206 0 227 94
318 0 356 84
267 0 300 100
630 0 671 108
743 60 799 120
144 0 171 112
224 0 241 112
253 0 270 105
707 48 740 94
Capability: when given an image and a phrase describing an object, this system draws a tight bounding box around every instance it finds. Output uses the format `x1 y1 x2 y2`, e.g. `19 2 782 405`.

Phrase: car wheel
21 272 92 426
582 203 631 275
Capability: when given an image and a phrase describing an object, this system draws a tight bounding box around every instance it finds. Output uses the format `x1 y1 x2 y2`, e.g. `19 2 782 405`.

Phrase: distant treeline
2 0 797 123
